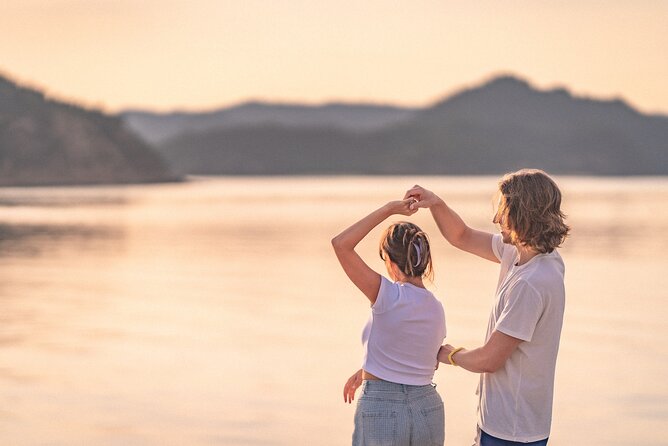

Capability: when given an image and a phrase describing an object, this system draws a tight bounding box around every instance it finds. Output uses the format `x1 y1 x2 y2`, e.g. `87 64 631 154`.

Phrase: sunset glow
1 0 666 113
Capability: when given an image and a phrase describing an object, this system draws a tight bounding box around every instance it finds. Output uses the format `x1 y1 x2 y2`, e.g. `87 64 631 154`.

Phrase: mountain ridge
122 101 418 145
146 75 668 176
0 74 179 187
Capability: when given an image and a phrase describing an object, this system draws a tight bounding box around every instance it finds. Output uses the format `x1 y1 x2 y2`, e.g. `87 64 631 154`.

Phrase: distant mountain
122 102 418 145
151 75 668 176
0 74 179 186
398 76 668 174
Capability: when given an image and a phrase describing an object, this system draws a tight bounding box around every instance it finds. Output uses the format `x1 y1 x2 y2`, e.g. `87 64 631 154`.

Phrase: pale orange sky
1 0 666 114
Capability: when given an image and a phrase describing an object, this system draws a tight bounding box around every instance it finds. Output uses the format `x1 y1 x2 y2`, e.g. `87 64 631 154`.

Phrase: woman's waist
360 372 439 397
362 370 382 381
362 366 435 386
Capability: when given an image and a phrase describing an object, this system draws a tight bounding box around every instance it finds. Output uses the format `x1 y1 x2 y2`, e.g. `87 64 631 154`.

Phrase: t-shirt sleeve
372 276 400 314
491 234 506 262
495 280 544 342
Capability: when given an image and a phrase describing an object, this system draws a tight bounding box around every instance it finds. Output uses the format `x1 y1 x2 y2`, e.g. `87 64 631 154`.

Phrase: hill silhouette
131 75 668 176
122 102 417 145
0 74 179 186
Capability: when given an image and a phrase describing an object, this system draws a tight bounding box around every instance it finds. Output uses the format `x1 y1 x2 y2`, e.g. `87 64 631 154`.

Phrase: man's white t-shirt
361 276 446 385
478 234 565 442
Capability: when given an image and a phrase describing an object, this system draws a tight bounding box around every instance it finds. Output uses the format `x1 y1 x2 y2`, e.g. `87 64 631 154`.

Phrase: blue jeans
480 429 548 446
352 379 444 446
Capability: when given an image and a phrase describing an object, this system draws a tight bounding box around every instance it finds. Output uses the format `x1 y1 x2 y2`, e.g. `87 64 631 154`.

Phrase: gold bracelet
448 347 464 366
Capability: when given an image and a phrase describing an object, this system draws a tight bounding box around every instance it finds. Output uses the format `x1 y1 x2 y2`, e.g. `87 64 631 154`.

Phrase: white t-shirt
361 276 446 385
478 234 565 442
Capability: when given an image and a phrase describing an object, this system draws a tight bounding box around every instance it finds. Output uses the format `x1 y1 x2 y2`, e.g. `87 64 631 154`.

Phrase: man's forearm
444 347 492 374
429 198 469 248
438 331 523 374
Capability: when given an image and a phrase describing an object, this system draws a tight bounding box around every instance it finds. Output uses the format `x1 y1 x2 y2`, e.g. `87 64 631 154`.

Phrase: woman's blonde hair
379 222 433 279
493 169 570 253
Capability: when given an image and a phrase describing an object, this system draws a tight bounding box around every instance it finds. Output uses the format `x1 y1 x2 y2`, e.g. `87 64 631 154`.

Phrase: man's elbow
449 236 466 251
479 354 506 374
480 363 503 374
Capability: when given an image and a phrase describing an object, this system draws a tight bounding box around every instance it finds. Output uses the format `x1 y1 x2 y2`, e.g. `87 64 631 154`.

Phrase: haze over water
0 176 666 445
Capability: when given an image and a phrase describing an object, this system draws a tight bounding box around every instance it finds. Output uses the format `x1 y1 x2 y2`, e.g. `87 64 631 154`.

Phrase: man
405 169 569 446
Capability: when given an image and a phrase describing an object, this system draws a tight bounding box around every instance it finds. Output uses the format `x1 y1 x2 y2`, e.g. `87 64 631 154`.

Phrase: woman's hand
343 368 364 404
404 185 442 210
385 198 420 217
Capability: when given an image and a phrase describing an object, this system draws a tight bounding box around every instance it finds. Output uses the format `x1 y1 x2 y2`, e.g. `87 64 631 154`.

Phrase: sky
1 0 666 114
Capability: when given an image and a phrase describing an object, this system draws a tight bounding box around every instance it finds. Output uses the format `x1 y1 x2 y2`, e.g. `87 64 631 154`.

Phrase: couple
331 169 569 446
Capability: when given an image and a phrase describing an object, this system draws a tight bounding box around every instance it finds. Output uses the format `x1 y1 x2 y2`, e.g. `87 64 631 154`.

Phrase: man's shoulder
521 252 565 291
538 250 565 275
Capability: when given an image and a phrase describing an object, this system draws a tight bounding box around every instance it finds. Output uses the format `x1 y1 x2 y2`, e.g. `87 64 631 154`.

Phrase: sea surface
0 176 667 445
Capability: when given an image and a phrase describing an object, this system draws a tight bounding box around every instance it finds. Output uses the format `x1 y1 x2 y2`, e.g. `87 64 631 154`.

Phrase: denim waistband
362 379 436 394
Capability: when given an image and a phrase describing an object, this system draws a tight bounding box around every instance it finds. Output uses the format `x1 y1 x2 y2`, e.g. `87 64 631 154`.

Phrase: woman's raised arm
331 199 417 303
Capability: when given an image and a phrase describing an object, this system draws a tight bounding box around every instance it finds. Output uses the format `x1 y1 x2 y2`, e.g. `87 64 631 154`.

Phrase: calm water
1 176 667 445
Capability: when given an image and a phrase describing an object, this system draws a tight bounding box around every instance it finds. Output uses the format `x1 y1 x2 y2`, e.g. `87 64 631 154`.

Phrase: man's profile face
494 198 513 244
500 227 512 244
497 214 512 244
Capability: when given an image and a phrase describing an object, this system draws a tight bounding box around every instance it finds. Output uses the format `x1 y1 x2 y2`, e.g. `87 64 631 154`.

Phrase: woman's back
363 277 446 386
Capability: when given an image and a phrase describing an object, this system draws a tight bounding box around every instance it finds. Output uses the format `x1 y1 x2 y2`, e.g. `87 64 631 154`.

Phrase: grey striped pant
352 379 445 446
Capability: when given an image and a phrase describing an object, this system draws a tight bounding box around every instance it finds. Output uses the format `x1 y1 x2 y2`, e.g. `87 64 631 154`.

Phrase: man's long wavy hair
493 169 570 253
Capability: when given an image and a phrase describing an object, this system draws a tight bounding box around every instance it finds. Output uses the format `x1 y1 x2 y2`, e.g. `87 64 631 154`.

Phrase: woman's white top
361 276 446 385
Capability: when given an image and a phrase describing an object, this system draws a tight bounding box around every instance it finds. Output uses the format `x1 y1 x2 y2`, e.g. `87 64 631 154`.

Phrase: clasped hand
384 184 438 217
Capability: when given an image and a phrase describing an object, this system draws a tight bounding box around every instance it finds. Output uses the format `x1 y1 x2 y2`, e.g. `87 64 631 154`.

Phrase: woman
331 199 446 446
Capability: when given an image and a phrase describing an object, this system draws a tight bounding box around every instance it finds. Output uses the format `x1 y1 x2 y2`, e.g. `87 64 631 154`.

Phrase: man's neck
516 244 540 266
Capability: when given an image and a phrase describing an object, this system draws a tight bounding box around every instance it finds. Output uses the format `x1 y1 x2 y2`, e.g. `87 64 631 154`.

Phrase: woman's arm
404 185 499 263
437 330 523 373
331 199 416 303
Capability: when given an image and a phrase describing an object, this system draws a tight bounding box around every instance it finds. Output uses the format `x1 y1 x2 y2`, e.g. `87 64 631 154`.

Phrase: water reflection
0 177 665 445
0 219 128 390
0 195 127 208
0 224 125 258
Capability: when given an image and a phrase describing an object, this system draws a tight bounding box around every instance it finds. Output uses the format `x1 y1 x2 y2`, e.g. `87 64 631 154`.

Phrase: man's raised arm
404 185 499 263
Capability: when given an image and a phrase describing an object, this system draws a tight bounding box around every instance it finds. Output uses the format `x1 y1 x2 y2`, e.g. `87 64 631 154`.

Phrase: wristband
448 347 464 366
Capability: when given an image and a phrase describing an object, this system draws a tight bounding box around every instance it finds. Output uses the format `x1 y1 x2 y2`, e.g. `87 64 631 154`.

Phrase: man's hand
438 344 457 365
404 185 441 210
343 368 364 404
